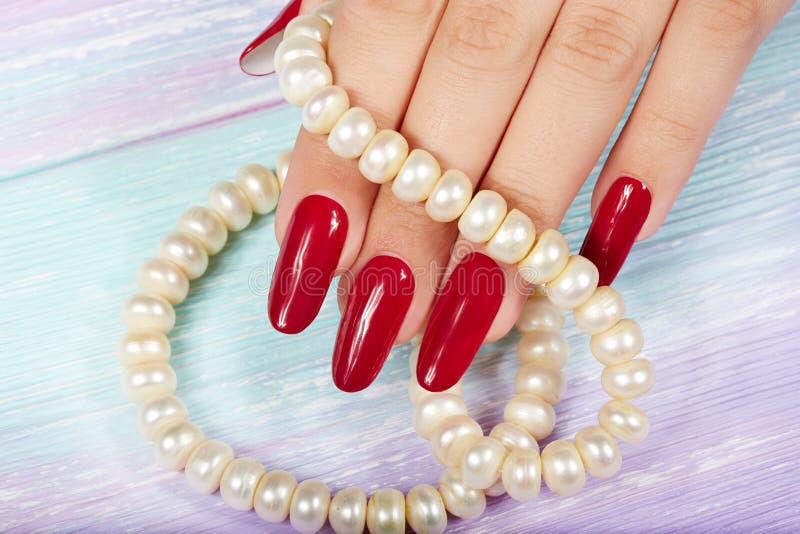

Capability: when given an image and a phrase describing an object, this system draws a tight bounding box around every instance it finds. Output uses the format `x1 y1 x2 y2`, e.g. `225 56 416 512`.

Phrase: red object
580 177 652 286
417 252 505 392
240 0 302 76
268 195 348 334
332 256 415 392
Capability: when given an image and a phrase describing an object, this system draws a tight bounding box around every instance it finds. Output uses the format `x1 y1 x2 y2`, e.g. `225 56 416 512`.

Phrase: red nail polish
240 0 302 76
580 177 651 286
332 256 415 392
268 195 348 334
417 252 505 392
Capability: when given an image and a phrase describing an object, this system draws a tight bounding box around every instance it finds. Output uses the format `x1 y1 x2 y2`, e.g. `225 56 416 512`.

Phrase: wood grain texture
1 1 799 532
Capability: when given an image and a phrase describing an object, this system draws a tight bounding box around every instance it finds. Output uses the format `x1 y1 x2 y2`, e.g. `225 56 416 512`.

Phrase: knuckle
692 0 766 48
639 107 702 147
485 172 559 230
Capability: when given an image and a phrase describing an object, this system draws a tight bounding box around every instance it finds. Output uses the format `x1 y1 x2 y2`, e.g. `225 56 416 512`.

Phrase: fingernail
580 177 651 286
240 0 302 76
268 195 348 334
417 252 505 392
332 255 415 392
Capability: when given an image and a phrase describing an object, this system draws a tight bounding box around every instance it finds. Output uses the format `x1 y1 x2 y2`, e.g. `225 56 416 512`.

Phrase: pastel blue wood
1 1 799 532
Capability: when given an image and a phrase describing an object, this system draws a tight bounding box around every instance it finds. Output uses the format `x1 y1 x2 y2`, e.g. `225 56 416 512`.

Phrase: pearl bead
152 419 203 470
136 258 189 304
302 85 350 134
135 394 187 439
220 457 266 511
501 447 541 502
547 255 599 309
276 149 291 188
461 436 507 490
574 286 625 335
598 399 650 443
590 318 644 365
208 181 253 231
489 422 539 453
408 376 463 405
413 393 468 440
328 486 366 534
458 190 508 243
392 149 441 202
514 364 565 404
366 488 405 534
274 35 326 74
313 0 338 25
405 484 447 534
122 293 175 333
485 479 506 497
176 206 228 255
185 440 234 494
118 331 170 367
157 232 208 279
438 468 486 519
235 164 280 215
517 330 569 369
601 358 655 399
255 470 298 523
430 414 482 467
541 440 585 496
290 479 331 534
516 296 565 333
574 426 622 478
122 362 177 403
486 209 536 264
358 129 409 184
279 56 333 106
425 169 472 222
328 107 377 159
503 394 556 441
518 229 569 284
284 14 331 45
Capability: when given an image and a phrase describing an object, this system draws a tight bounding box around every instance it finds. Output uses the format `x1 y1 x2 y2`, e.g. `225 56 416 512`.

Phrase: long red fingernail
240 0 302 76
268 195 348 334
332 256 415 392
417 252 505 392
580 177 651 286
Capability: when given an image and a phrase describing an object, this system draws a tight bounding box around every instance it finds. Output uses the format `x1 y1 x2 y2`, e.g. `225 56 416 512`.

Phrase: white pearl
590 318 644 365
152 419 203 470
328 107 377 159
275 149 291 188
541 440 585 496
176 206 228 255
302 85 350 134
461 436 507 490
313 0 338 25
208 181 253 231
255 470 298 523
413 393 468 440
358 130 409 184
136 258 189 304
366 488 405 534
274 35 326 74
486 209 536 264
430 414 482 467
290 479 331 534
517 330 569 369
501 447 541 502
458 190 508 243
489 422 539 453
235 164 281 215
546 255 599 309
601 358 655 399
514 364 565 405
328 486 366 534
503 394 556 441
516 295 565 333
425 169 472 222
405 484 447 534
136 394 187 439
157 232 208 279
485 479 506 497
284 14 331 45
185 440 234 494
438 468 486 519
408 378 463 405
392 149 441 202
220 458 266 511
574 286 625 335
598 399 650 443
574 426 622 478
122 293 175 333
518 229 569 284
118 330 170 367
279 56 333 106
122 362 177 403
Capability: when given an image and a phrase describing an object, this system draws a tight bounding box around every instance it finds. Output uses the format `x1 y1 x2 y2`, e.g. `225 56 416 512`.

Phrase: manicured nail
332 256 415 392
268 195 348 334
240 0 302 76
417 252 505 392
580 177 651 286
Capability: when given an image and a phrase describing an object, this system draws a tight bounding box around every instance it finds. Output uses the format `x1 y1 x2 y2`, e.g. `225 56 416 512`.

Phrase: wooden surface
2 1 799 532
